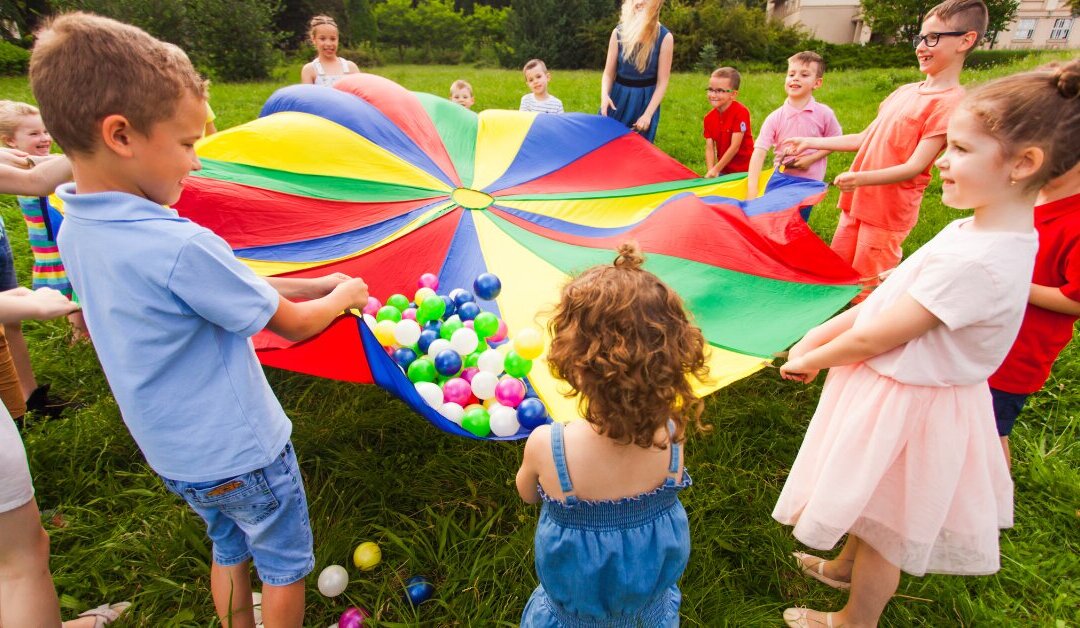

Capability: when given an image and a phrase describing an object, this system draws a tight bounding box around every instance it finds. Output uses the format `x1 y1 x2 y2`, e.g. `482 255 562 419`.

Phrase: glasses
706 87 735 94
911 31 969 48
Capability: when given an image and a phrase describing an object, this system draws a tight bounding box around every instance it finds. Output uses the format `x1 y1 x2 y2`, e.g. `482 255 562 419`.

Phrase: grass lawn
1 52 1078 626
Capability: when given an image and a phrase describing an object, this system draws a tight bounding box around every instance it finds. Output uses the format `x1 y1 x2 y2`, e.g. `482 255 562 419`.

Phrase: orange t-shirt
839 82 964 232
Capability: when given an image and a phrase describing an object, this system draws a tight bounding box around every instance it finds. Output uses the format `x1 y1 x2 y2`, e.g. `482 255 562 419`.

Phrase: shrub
0 40 30 76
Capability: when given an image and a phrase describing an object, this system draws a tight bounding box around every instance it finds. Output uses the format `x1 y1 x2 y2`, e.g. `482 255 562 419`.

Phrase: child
0 159 128 628
0 100 89 341
519 59 564 114
745 52 842 201
774 61 1080 628
300 15 359 87
31 13 370 627
516 242 708 626
600 0 673 143
782 0 987 299
989 158 1080 467
450 79 474 109
703 67 754 177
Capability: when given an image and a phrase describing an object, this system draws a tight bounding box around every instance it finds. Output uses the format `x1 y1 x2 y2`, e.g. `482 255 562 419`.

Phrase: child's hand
0 147 33 170
779 356 820 384
833 171 862 193
600 95 616 116
787 155 816 171
332 277 369 311
779 138 813 157
309 272 352 299
27 287 81 320
632 113 652 133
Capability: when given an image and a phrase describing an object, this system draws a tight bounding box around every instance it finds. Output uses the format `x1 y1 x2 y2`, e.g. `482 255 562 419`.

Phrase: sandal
783 607 834 628
77 601 131 627
793 551 851 590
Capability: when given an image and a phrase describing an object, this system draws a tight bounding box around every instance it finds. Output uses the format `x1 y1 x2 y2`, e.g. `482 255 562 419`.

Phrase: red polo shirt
703 101 754 174
989 192 1080 394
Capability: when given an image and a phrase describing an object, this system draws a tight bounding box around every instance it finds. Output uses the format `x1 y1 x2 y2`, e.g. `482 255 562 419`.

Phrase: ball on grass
404 576 435 606
352 542 381 571
317 565 349 597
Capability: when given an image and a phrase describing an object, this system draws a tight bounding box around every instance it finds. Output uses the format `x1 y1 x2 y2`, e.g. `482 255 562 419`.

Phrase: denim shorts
161 441 315 586
990 387 1029 437
0 231 19 292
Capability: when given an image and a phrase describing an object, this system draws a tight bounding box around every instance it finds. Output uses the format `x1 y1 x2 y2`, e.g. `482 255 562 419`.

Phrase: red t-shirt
989 193 1080 394
703 101 754 174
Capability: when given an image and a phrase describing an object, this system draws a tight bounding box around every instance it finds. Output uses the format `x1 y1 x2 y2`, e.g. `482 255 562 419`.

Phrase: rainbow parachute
174 74 859 440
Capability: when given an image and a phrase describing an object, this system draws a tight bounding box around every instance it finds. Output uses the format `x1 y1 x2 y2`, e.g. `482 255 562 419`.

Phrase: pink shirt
754 97 842 181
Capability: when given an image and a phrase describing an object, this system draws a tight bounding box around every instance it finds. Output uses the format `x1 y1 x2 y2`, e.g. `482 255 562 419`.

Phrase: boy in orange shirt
783 0 987 299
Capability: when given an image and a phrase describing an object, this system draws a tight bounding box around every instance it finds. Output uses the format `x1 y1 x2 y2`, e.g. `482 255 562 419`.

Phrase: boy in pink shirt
745 51 841 201
783 0 987 299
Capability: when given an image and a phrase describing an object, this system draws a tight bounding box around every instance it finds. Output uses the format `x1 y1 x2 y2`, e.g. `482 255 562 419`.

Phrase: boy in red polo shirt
703 67 754 177
989 162 1080 467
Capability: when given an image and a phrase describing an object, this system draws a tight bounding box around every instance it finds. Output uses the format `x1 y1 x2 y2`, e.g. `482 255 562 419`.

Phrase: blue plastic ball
456 301 481 321
417 329 440 354
487 336 509 349
405 576 435 606
423 319 442 334
473 273 502 300
517 398 548 429
452 290 475 307
392 347 418 369
440 295 456 319
433 349 463 377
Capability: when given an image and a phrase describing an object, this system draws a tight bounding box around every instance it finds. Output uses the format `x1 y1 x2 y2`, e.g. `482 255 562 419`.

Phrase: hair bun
1052 59 1080 100
614 241 645 269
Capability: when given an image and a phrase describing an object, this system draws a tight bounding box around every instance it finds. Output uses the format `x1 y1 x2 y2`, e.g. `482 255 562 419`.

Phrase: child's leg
838 535 900 626
849 223 906 302
210 560 256 628
0 326 26 418
4 322 37 400
0 499 63 627
261 580 305 627
829 211 859 265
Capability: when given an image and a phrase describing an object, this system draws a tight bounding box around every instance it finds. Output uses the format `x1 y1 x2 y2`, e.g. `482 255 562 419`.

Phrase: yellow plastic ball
374 319 397 347
512 328 544 360
414 287 436 305
352 541 382 571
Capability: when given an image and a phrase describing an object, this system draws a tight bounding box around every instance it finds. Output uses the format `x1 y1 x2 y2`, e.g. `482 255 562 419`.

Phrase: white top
0 403 34 513
520 93 564 114
858 219 1037 387
313 58 352 87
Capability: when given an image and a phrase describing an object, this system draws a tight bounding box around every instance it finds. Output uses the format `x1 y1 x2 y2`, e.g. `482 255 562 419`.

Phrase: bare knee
0 525 51 578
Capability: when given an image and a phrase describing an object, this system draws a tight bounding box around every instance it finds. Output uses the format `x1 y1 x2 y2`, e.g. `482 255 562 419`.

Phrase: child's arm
515 425 550 504
833 136 946 193
600 29 619 116
704 138 716 175
788 149 831 170
706 131 744 177
781 294 940 383
266 273 351 300
300 63 316 84
632 32 674 133
787 305 862 361
1030 284 1080 316
0 156 72 197
0 287 80 325
781 131 865 156
744 147 769 200
265 277 369 342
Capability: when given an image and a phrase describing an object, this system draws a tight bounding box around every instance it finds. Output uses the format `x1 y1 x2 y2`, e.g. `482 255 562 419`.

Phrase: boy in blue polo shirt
30 13 370 627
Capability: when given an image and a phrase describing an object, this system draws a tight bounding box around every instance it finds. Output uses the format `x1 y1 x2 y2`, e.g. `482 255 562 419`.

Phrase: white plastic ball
393 319 422 346
439 402 465 425
363 314 377 330
415 381 444 408
477 349 504 374
470 371 499 400
427 338 452 358
317 564 349 597
449 288 465 301
489 404 521 437
450 327 479 355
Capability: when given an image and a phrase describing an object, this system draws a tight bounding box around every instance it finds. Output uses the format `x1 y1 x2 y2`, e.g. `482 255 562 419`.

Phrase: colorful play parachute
174 74 860 440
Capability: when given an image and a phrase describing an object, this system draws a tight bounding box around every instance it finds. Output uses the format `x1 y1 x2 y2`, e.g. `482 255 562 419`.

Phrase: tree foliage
860 0 1020 47
506 0 615 69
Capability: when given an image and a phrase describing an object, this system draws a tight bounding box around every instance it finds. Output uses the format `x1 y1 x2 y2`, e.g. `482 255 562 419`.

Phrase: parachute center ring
451 188 495 211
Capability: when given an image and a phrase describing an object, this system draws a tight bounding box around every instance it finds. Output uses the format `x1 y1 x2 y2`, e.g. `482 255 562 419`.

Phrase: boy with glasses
781 0 987 300
703 67 754 177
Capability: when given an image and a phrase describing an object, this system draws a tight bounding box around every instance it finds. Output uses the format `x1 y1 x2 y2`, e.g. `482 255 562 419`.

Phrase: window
1050 18 1072 40
1013 18 1037 40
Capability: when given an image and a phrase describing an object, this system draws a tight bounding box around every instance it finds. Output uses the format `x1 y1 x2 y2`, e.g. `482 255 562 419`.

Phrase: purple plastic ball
339 606 369 628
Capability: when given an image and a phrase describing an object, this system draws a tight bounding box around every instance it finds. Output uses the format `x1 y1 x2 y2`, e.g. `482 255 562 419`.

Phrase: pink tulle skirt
772 363 1013 576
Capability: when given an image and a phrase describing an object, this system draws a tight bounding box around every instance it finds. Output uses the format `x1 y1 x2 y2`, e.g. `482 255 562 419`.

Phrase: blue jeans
161 441 314 585
0 229 19 292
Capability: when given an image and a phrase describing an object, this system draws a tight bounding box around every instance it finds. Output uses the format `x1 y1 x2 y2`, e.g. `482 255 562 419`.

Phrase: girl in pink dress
774 60 1080 628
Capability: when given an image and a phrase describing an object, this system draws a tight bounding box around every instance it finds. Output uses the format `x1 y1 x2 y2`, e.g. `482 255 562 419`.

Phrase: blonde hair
29 12 207 156
0 100 40 144
523 58 548 74
711 66 741 90
788 51 825 78
450 79 472 96
619 0 664 74
308 14 339 38
926 0 988 44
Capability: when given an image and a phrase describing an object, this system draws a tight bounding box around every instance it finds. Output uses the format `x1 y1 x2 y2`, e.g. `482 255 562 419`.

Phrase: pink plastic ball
442 377 473 406
463 320 474 329
489 320 508 343
402 308 417 321
460 367 480 383
418 273 439 290
339 606 369 628
362 296 382 317
494 377 526 408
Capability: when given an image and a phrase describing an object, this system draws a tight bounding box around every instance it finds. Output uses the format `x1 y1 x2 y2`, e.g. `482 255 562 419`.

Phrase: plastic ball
402 308 417 321
404 575 435 606
422 319 443 334
352 542 382 571
417 295 446 323
477 349 505 374
362 313 377 331
494 377 526 408
473 273 502 300
427 338 452 359
376 305 402 324
417 329 440 354
487 336 509 349
439 402 464 424
461 407 491 438
440 295 456 319
418 273 439 290
517 398 548 429
464 351 481 368
439 316 463 340
407 358 437 383
472 312 499 339
362 296 382 317
386 294 410 312
503 350 533 378
448 287 464 300
470 370 499 400
415 381 443 408
434 349 463 377
456 301 481 321
450 328 479 355
452 290 475 307
339 606 369 628
317 565 349 597
414 287 436 305
489 319 509 343
392 347 418 370
442 377 472 405
459 366 479 383
393 320 422 347
512 328 543 360
373 320 397 347
489 404 521 437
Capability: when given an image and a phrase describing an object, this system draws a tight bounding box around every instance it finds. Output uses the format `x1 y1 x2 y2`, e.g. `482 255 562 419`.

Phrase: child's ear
1011 145 1045 185
0 135 14 148
958 31 978 53
100 114 137 158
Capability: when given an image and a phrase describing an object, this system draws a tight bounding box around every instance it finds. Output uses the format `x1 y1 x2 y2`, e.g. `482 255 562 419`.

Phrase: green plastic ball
387 293 410 312
376 305 402 323
464 351 481 368
503 350 533 378
472 312 499 339
407 358 437 383
461 407 491 437
440 316 464 340
418 296 446 323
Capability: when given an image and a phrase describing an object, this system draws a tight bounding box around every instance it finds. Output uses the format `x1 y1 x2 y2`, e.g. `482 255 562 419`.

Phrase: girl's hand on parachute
0 147 33 170
600 95 616 117
632 113 652 133
788 155 815 170
779 356 819 384
309 272 353 298
332 277 369 311
779 137 813 158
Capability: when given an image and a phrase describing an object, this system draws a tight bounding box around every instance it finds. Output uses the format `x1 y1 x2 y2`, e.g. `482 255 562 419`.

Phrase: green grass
2 52 1078 626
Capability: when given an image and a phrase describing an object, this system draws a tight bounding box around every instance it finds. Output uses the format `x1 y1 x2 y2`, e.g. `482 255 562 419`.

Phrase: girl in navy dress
600 0 674 143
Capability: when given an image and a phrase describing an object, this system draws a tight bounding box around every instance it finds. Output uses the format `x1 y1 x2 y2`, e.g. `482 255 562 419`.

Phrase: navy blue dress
606 25 671 143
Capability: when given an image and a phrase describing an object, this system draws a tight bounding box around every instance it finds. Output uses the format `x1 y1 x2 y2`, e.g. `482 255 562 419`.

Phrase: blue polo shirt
55 184 290 482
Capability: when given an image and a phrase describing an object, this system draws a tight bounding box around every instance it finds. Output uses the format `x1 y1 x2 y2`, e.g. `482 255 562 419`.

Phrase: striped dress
17 196 72 298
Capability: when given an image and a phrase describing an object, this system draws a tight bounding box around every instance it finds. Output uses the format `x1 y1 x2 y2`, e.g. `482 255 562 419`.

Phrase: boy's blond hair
523 59 548 74
0 100 40 143
926 0 988 44
788 51 825 78
711 67 741 90
450 79 472 96
29 12 207 156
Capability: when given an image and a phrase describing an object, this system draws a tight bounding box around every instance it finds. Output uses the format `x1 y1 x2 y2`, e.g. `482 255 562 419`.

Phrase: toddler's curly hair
547 242 710 448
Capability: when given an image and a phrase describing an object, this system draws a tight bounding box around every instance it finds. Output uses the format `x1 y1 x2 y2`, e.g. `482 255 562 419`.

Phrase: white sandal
783 607 834 627
793 551 852 590
77 601 131 627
